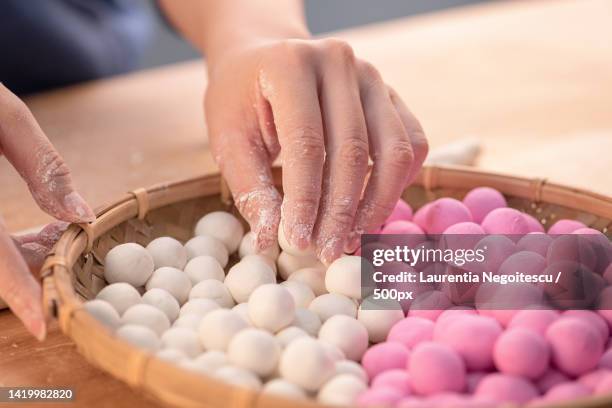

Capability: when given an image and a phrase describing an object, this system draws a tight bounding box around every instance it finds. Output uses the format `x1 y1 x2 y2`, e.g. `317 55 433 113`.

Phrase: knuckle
359 61 383 87
322 38 355 62
285 125 325 161
327 198 357 228
338 137 369 166
411 130 429 161
279 40 311 65
387 139 415 168
35 145 71 183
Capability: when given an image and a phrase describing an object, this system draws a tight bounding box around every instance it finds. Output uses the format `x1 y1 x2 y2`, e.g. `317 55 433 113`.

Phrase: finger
313 39 369 264
346 63 416 252
0 84 95 223
206 98 281 251
13 222 69 249
0 218 46 340
388 86 429 185
259 54 325 249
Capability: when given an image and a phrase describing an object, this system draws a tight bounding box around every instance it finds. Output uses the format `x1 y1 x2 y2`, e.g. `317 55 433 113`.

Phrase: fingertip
317 234 344 265
62 192 96 223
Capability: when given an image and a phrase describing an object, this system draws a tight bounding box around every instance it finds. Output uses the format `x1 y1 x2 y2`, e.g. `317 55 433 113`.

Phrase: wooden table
1 0 610 406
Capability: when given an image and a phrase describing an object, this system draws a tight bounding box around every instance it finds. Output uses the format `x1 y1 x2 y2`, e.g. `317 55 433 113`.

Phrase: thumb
0 84 95 223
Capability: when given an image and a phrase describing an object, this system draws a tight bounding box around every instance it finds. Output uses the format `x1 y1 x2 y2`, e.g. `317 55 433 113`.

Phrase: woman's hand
205 38 428 263
0 83 95 339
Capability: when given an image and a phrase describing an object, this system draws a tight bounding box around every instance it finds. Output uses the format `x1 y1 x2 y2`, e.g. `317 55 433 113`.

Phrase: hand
0 83 95 340
205 38 428 263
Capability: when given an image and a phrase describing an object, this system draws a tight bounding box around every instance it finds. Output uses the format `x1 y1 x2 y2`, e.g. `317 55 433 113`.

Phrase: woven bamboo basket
40 165 612 408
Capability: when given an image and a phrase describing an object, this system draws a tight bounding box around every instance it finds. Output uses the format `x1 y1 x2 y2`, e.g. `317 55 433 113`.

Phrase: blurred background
141 0 486 68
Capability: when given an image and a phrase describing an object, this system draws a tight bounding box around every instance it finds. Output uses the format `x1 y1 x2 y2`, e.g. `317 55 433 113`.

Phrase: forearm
159 0 310 64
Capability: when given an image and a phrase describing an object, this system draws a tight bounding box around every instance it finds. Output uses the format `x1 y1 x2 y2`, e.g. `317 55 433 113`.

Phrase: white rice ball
104 243 154 287
262 379 307 399
224 260 275 303
146 236 187 270
84 299 121 329
189 279 235 308
248 284 296 333
122 303 170 335
242 254 278 275
309 294 357 322
317 374 367 406
145 267 192 305
172 314 202 331
280 280 315 308
179 298 220 318
142 288 180 322
287 267 327 296
318 315 368 361
335 360 368 382
292 308 322 336
193 350 228 373
232 303 253 325
276 326 309 348
195 211 244 253
116 324 160 351
321 342 346 362
357 298 404 343
215 366 262 390
279 337 335 392
227 328 281 377
95 283 141 315
183 255 225 285
184 235 229 267
156 348 188 363
161 327 203 358
198 309 249 351
277 252 322 280
239 231 280 260
325 255 365 299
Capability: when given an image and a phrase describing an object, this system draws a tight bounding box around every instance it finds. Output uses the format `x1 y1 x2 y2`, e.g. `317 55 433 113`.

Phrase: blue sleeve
0 0 154 94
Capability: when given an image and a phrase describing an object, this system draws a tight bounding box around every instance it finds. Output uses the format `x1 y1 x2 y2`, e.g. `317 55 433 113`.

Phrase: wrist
204 22 311 68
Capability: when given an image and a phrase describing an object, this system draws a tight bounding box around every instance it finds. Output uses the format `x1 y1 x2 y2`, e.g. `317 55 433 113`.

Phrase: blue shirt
0 0 154 94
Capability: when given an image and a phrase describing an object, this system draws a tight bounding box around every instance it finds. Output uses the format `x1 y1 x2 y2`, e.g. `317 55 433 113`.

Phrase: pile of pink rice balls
83 186 611 407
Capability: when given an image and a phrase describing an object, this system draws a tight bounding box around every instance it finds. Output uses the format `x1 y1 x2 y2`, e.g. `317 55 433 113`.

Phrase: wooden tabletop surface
1 0 611 407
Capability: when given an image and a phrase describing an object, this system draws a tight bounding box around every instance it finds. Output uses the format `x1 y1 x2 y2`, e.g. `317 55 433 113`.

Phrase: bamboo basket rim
40 165 612 408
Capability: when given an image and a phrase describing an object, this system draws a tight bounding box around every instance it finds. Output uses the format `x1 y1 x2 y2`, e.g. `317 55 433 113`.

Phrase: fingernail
318 235 343 265
63 192 95 223
23 307 46 341
344 232 361 254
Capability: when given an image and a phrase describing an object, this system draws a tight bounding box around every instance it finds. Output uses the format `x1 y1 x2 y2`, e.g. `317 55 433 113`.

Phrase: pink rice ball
548 219 587 234
433 308 477 338
546 317 604 377
578 369 612 391
507 309 560 336
543 382 591 402
408 290 452 322
386 199 413 224
466 372 487 393
523 213 545 233
573 228 611 274
462 187 507 224
412 203 432 230
563 310 609 343
361 342 410 380
516 233 553 257
474 235 517 274
599 348 612 370
380 221 426 249
356 387 403 407
409 342 466 396
497 251 547 277
371 369 412 396
481 208 530 235
387 317 434 349
594 374 612 395
442 221 485 235
537 369 570 393
605 264 612 284
436 315 502 371
474 373 539 404
414 198 473 235
493 328 550 379
547 234 597 273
